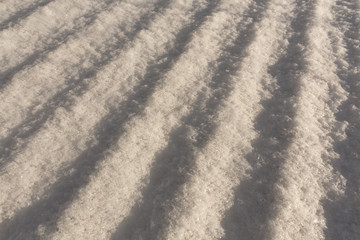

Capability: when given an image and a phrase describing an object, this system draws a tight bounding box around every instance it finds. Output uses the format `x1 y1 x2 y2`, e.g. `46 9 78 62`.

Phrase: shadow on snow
0 0 219 238
0 0 56 31
323 0 360 239
110 0 270 239
220 1 315 239
0 0 170 172
0 0 122 90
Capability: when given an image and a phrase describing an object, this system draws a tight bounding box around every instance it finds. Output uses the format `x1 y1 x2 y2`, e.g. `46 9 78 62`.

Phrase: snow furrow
0 0 55 31
0 0 228 238
0 0 123 91
110 0 277 239
323 0 360 238
0 0 358 239
211 0 348 239
0 0 171 167
155 1 296 240
218 1 316 238
0 0 105 72
0 0 200 230
0 0 39 21
0 0 42 22
39 2 267 240
0 0 155 134
256 0 349 239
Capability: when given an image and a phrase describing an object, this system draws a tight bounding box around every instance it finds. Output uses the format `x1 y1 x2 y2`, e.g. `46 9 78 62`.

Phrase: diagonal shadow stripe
323 0 360 239
220 1 316 239
109 1 271 239
0 1 220 238
0 0 172 172
0 0 56 31
0 0 122 91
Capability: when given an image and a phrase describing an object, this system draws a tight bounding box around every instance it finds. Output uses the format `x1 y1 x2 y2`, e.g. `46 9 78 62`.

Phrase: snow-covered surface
0 0 359 239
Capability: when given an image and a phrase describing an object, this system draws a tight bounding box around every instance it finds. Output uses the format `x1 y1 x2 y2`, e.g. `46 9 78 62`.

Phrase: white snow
0 0 359 239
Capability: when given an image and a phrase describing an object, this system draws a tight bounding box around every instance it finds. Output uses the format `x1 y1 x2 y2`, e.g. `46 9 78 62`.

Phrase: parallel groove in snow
0 0 171 168
47 1 262 239
0 0 197 232
0 0 226 238
161 1 296 239
0 0 103 72
0 0 358 239
112 0 277 239
324 0 360 238
0 0 40 22
0 0 56 31
262 0 349 239
0 0 123 91
0 0 153 135
220 1 317 238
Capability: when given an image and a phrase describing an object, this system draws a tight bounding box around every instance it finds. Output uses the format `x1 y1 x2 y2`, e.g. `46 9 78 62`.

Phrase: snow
0 0 359 239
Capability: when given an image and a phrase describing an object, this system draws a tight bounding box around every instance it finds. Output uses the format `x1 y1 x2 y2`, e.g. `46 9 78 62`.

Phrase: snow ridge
0 0 359 239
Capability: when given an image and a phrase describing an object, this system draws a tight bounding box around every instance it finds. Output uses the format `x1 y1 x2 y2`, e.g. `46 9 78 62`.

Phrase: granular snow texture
0 0 359 239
